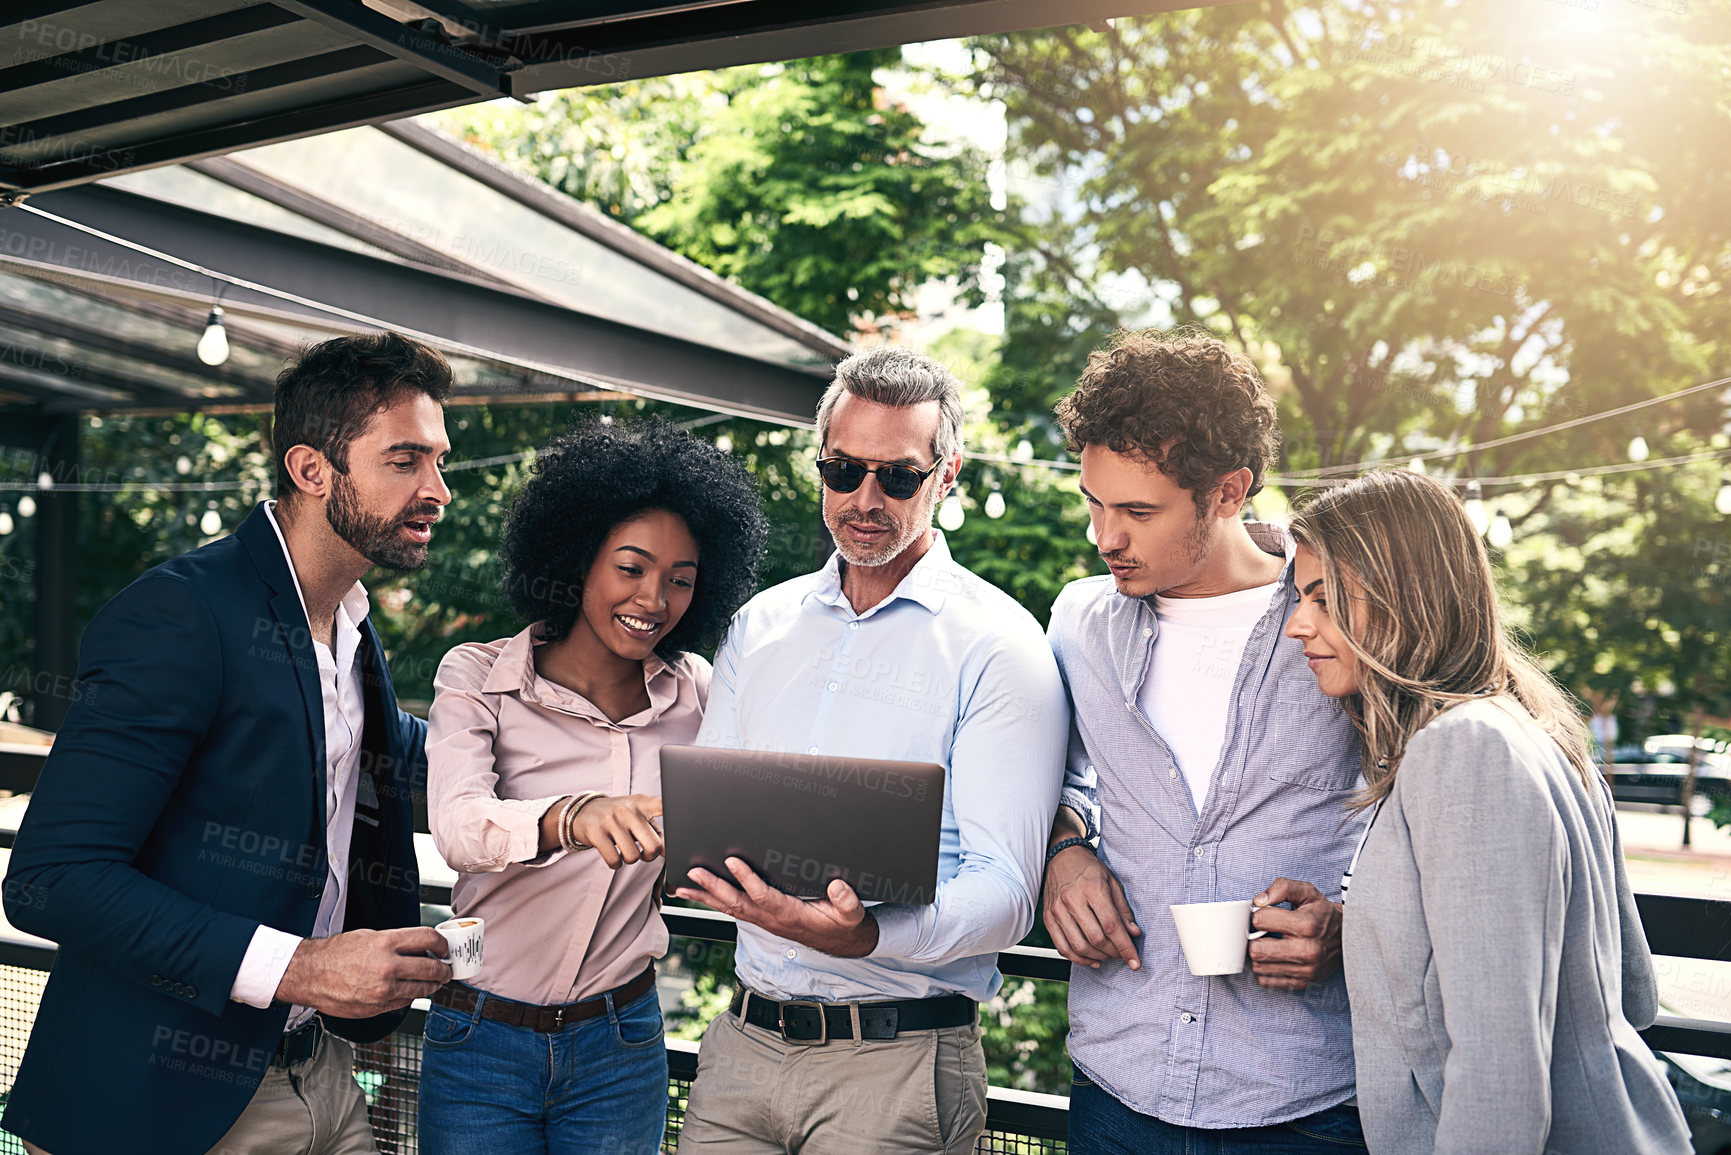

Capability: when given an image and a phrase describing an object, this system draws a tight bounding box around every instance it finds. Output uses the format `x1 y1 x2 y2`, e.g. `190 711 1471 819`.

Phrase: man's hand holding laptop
675 858 880 958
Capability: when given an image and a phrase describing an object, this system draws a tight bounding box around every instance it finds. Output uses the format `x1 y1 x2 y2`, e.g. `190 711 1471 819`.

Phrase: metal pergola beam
0 300 274 398
5 186 833 425
504 0 1232 93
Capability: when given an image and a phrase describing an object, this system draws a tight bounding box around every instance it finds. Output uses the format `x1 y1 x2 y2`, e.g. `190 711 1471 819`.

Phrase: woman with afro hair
419 417 766 1155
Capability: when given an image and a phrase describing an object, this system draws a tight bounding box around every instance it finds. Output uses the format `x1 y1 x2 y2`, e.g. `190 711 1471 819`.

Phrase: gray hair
815 346 964 467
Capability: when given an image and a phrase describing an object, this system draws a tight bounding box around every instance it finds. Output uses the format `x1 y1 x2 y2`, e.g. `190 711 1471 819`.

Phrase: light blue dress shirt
695 530 1069 1003
1050 523 1363 1129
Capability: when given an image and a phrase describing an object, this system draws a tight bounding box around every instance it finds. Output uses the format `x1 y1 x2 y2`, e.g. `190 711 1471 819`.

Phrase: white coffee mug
1168 899 1267 976
435 916 485 980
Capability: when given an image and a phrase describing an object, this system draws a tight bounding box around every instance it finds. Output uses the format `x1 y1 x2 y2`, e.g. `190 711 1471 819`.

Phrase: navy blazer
1 504 425 1155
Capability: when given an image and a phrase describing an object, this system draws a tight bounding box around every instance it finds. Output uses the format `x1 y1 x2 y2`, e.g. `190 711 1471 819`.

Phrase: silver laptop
659 745 946 905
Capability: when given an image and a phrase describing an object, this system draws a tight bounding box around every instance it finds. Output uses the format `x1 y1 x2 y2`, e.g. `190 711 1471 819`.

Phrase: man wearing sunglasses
674 346 1069 1154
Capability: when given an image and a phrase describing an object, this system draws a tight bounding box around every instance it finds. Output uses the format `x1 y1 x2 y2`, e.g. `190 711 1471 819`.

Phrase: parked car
1664 1051 1731 1155
1606 740 1731 807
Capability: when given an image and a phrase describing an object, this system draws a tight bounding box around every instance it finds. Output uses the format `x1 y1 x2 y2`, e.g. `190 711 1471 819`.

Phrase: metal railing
0 886 1722 1154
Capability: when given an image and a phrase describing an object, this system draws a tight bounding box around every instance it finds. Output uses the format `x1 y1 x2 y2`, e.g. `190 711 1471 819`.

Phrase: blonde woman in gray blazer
1282 469 1689 1155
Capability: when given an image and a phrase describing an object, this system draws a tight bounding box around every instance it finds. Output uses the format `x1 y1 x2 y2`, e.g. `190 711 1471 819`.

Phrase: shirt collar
807 528 956 617
483 623 681 722
261 500 370 639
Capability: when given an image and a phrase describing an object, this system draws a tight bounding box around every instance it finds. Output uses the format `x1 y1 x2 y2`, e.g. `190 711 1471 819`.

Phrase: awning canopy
1 0 1216 197
0 117 851 424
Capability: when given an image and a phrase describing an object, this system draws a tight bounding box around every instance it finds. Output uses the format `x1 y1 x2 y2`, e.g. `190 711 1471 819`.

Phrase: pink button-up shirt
426 625 709 1005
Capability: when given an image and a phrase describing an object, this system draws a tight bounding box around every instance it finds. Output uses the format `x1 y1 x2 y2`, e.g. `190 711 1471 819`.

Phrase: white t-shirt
1137 580 1283 812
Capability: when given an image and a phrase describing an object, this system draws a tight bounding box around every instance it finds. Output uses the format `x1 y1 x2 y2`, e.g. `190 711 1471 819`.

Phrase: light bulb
1717 479 1731 516
1085 521 1098 546
200 508 223 535
0 512 12 536
197 307 229 367
1014 439 1034 462
1463 481 1490 536
36 470 53 491
1488 509 1513 549
17 495 35 518
714 434 732 454
937 494 965 531
176 456 192 475
1627 435 1649 463
1409 457 1426 474
984 490 1006 519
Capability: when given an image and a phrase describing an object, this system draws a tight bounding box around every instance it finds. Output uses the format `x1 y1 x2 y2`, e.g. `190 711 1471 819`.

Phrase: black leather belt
729 984 975 1043
273 1016 323 1068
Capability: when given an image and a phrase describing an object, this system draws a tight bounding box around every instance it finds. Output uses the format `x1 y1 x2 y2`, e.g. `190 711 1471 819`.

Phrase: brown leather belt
432 966 655 1033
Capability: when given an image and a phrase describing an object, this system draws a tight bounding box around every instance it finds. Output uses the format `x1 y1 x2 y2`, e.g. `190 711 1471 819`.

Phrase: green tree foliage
972 0 1729 476
441 50 998 337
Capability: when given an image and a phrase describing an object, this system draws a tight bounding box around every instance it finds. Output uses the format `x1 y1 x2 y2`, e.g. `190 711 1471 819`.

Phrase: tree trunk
1683 709 1704 850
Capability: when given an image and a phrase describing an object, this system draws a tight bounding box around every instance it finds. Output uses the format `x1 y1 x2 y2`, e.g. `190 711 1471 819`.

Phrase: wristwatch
1044 835 1094 869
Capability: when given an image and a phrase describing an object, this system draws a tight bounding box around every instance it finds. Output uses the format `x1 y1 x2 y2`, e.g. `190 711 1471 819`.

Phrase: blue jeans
418 982 668 1155
1069 1067 1366 1153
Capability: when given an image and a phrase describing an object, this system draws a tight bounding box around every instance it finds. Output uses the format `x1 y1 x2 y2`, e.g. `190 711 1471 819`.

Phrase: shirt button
1193 846 1204 858
1180 1012 1194 1024
1169 769 1177 779
784 948 797 960
827 682 838 692
1143 627 1153 637
849 621 860 631
808 746 819 755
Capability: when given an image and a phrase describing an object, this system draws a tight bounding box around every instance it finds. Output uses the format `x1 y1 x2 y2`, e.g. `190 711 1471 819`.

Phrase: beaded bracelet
1044 835 1094 869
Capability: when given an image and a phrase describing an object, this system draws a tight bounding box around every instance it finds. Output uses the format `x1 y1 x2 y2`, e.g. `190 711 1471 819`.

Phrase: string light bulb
937 493 965 531
1488 507 1514 549
1085 520 1098 546
1409 457 1427 474
1716 477 1731 516
984 488 1006 519
200 505 222 536
0 510 11 536
1627 434 1649 463
17 495 35 519
197 306 230 367
1463 480 1490 536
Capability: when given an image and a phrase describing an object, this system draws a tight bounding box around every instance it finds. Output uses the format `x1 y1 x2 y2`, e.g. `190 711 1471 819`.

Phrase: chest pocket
1263 679 1360 793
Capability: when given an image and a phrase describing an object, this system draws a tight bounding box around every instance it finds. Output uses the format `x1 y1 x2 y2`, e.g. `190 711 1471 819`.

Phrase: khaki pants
676 997 988 1154
207 1033 377 1155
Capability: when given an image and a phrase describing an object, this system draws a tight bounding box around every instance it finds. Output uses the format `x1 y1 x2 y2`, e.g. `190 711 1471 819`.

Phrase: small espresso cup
1168 899 1267 976
435 916 485 981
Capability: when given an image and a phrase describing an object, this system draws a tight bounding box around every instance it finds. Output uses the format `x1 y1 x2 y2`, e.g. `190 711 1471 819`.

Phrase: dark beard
327 472 431 572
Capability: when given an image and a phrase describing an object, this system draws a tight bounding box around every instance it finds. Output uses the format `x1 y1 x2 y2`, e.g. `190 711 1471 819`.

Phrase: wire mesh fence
0 963 1067 1153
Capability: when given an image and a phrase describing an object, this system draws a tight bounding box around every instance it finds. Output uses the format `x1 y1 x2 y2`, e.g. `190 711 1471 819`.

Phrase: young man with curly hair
1042 329 1367 1153
672 347 1069 1154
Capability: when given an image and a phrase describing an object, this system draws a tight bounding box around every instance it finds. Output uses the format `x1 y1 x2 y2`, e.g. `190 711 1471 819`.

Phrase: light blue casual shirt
1051 523 1364 1129
695 530 1069 1003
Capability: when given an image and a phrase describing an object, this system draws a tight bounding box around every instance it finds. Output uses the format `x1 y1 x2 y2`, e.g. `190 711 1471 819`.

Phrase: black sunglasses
815 455 940 501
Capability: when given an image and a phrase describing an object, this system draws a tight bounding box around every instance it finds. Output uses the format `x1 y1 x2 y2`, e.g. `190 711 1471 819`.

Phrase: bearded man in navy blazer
3 332 459 1155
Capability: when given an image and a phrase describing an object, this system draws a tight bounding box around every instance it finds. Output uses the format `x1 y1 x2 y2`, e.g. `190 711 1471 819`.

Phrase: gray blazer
1343 697 1690 1154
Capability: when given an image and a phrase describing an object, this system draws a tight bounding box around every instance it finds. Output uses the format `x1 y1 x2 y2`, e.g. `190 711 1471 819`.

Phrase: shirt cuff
519 796 574 868
867 905 922 961
229 924 303 1008
1059 790 1099 841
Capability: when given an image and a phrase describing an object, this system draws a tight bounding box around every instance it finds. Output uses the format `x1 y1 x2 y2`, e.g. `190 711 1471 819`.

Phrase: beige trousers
206 1033 378 1155
675 998 988 1154
22 1032 375 1155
